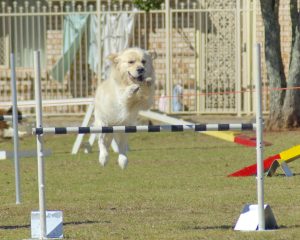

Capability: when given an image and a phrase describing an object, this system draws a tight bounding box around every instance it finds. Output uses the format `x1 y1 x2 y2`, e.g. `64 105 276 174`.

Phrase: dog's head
108 48 155 85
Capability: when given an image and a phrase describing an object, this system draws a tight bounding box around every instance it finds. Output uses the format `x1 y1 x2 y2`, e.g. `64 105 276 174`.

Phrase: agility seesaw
228 144 300 177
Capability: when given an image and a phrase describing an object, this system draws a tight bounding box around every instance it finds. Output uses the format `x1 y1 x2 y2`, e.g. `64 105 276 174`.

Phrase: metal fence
0 0 256 115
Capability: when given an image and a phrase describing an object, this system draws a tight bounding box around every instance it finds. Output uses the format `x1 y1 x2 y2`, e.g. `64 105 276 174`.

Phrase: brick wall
46 30 63 71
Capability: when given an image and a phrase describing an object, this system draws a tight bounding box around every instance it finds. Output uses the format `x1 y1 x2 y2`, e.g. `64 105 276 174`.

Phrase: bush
132 0 164 11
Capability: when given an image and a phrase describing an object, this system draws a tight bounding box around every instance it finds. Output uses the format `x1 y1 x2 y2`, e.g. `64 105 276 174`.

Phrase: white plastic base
31 211 63 239
234 204 278 231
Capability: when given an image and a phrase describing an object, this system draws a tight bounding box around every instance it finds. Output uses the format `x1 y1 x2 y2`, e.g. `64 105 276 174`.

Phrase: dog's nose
137 67 145 75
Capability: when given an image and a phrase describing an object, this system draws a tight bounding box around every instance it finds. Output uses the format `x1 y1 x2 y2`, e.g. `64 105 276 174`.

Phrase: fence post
97 0 102 85
165 0 171 113
235 0 241 116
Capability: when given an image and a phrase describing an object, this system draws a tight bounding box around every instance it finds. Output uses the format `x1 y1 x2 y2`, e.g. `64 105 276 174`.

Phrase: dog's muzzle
128 71 144 82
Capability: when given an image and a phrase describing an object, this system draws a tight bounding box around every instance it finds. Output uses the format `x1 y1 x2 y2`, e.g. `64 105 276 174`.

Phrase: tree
260 0 300 130
132 0 163 12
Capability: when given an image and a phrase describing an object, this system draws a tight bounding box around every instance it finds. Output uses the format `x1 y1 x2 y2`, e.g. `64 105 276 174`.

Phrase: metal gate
166 0 255 114
0 0 255 115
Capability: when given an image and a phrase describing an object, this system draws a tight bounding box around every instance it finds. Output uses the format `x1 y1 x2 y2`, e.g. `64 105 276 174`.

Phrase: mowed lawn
1 126 300 240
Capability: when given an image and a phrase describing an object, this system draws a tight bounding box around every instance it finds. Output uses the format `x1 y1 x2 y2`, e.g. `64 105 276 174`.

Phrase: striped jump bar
33 123 256 135
0 115 24 121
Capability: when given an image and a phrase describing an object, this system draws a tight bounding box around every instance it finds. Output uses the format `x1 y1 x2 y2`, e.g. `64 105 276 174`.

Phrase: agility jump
31 44 273 238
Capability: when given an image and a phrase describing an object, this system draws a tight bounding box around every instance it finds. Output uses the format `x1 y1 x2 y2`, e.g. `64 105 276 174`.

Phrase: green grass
1 129 300 239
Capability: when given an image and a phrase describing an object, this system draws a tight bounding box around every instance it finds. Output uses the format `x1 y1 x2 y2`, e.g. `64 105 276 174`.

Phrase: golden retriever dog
94 48 155 169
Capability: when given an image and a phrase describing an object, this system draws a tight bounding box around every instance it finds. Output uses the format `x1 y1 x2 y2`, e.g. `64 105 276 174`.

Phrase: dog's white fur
94 48 155 169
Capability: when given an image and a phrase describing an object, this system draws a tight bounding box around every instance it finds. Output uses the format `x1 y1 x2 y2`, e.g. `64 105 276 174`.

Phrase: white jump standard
32 124 256 135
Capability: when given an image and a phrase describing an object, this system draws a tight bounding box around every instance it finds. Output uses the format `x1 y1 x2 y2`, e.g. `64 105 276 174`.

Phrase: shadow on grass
64 220 111 226
0 220 110 230
191 225 233 230
0 224 30 230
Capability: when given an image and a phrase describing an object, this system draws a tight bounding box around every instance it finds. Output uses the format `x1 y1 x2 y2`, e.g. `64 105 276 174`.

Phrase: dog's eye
128 60 135 64
141 60 146 65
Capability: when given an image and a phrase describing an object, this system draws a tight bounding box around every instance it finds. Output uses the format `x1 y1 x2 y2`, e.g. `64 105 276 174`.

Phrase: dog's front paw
128 84 140 96
144 77 153 87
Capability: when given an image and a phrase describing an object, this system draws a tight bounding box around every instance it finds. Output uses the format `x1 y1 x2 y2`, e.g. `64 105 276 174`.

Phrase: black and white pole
33 123 256 135
255 43 265 230
10 53 21 204
0 115 24 121
34 51 47 238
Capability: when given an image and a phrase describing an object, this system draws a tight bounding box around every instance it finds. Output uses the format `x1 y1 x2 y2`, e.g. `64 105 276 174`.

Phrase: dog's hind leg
98 133 113 167
113 133 129 169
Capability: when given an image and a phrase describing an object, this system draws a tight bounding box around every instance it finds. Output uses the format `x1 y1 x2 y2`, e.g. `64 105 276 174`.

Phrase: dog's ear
147 50 157 60
107 53 119 64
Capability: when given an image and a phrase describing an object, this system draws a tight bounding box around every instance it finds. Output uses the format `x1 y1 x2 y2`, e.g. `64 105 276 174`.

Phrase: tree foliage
132 0 163 12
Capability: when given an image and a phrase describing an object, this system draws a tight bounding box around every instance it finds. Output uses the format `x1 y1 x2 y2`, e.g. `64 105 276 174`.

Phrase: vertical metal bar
84 1 89 97
205 2 209 112
165 0 171 113
194 2 200 113
175 0 178 91
48 1 52 104
72 1 77 98
19 6 24 67
25 1 29 66
34 50 47 239
130 3 135 46
37 1 41 50
192 4 198 113
245 0 251 115
235 0 241 116
217 8 221 112
10 53 21 205
149 9 152 50
138 11 141 47
13 2 18 64
180 2 184 111
2 2 6 62
43 5 48 100
66 5 71 98
252 0 257 114
54 4 59 107
254 43 265 231
97 0 102 85
60 1 65 101
8 6 12 54
78 4 83 101
144 10 147 49
19 6 25 99
31 6 36 50
1 2 7 100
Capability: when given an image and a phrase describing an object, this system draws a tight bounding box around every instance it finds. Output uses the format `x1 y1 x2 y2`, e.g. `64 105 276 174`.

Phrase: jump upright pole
34 51 47 239
10 53 21 204
255 43 265 230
